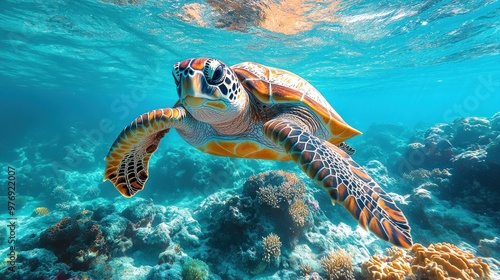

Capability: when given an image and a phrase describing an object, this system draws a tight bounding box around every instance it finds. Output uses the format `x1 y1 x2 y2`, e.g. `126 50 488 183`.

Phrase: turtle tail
104 108 184 197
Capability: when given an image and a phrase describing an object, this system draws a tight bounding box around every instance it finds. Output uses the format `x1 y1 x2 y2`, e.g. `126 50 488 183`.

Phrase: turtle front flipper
104 108 186 198
263 119 413 248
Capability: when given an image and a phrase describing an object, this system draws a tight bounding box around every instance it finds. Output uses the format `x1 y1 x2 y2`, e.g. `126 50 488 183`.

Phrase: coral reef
395 113 500 228
38 212 108 271
0 248 70 279
3 111 500 279
320 249 355 280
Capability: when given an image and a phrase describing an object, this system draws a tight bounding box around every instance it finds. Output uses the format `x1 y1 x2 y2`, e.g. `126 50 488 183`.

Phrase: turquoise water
1 0 500 279
2 0 499 134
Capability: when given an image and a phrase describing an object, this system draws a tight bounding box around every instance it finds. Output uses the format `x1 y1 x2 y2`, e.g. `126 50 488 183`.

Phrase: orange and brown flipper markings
263 119 413 249
104 108 185 198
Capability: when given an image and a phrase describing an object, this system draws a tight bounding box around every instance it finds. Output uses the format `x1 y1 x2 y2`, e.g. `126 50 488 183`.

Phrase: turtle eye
172 62 181 86
211 65 224 83
204 60 225 85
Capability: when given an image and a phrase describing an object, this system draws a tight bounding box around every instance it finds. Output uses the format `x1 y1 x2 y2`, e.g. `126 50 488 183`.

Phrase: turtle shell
232 62 361 144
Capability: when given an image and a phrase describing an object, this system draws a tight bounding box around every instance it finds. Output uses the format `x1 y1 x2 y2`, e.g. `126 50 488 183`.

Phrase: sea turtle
104 58 413 248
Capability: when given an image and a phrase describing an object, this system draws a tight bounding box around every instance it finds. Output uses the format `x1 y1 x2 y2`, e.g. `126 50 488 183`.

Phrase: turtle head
172 58 247 124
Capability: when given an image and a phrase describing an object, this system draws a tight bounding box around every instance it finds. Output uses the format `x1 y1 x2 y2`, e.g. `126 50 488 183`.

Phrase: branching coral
289 200 309 227
411 243 490 280
403 168 431 186
257 184 281 208
256 171 306 208
320 249 354 280
262 233 282 262
301 264 313 276
255 171 310 228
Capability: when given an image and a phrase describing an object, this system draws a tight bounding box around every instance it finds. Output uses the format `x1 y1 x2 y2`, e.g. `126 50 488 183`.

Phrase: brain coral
411 243 490 280
361 247 413 280
362 243 490 280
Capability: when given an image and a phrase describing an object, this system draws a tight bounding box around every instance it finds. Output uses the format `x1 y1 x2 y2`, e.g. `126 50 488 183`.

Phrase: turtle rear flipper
104 108 186 198
263 119 413 249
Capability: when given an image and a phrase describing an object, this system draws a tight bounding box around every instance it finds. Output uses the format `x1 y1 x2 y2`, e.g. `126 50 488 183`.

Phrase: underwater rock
0 248 70 279
398 140 452 175
491 112 500 132
452 149 489 181
122 199 159 228
38 212 108 271
363 160 395 189
478 237 500 259
408 198 493 245
133 222 171 253
51 185 78 203
90 256 151 280
452 117 492 147
412 183 435 205
100 213 128 241
163 206 202 249
93 203 117 221
395 112 500 218
200 193 256 250
485 135 500 165
148 263 183 280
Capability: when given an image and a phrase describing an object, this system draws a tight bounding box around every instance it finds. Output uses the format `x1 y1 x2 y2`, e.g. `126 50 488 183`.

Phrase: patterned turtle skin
104 58 413 248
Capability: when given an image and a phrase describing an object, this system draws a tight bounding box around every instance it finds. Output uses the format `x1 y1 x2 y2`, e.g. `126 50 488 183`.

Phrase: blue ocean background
1 0 499 279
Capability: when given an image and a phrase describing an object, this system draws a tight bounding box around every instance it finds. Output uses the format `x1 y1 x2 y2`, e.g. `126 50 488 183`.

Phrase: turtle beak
180 74 219 107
